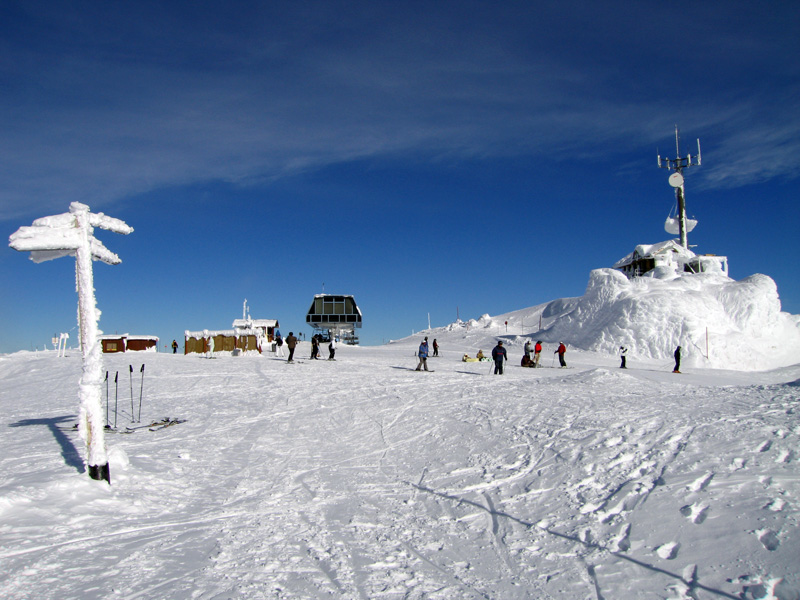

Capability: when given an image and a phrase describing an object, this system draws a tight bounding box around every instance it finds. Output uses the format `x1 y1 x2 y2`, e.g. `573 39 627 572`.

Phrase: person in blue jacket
491 340 507 374
416 337 430 371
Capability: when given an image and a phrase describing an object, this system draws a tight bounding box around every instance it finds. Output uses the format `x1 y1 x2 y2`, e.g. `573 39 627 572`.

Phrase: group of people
520 340 545 368
490 340 567 374
310 334 337 360
421 337 684 374
273 330 337 362
273 330 298 362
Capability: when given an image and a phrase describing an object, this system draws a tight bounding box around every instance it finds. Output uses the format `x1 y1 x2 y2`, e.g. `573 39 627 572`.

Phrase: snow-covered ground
2 320 799 599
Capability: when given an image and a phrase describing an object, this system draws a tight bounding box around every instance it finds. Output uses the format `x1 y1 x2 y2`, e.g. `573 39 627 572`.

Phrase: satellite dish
668 172 684 188
665 217 698 235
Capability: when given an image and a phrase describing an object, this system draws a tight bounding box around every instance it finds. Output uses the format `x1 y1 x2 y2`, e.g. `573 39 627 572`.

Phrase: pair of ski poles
105 364 146 427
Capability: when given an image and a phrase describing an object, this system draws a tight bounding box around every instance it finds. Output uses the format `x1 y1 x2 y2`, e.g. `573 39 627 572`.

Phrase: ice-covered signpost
9 202 133 484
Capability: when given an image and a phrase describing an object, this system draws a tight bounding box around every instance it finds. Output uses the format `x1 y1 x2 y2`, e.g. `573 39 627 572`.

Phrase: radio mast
657 126 701 249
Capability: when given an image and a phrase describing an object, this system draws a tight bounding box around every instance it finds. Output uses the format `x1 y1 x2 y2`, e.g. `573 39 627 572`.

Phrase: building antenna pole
658 125 701 249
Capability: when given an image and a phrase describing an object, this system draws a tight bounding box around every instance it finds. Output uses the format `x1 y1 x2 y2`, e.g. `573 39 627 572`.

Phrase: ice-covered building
185 301 278 355
614 240 728 279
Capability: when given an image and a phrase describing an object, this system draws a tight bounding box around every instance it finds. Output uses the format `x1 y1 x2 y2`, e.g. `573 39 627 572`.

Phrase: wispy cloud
1 1 797 221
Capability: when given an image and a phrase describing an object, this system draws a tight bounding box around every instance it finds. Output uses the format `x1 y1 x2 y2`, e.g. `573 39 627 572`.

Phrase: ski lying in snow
115 418 185 433
149 418 186 431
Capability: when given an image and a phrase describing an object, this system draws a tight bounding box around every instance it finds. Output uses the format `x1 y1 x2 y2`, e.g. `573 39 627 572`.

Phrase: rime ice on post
9 202 133 484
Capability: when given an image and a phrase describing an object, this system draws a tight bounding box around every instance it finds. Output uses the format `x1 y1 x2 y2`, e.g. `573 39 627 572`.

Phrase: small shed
100 334 159 353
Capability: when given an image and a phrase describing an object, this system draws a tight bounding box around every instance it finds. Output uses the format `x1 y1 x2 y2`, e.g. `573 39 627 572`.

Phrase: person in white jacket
328 336 337 360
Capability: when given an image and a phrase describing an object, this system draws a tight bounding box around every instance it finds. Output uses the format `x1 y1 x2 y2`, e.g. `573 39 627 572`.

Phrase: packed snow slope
452 268 800 372
1 333 799 599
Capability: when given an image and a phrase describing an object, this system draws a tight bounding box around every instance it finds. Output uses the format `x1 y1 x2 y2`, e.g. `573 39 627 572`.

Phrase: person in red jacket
555 342 567 368
533 340 543 367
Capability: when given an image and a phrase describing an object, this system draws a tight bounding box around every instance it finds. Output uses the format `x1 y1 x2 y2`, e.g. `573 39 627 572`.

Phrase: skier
533 341 542 367
171 339 178 354
328 336 337 360
555 342 567 368
285 332 298 363
433 339 439 357
673 346 681 373
310 335 321 360
491 340 507 374
275 332 285 357
416 337 430 371
524 340 532 359
619 346 628 369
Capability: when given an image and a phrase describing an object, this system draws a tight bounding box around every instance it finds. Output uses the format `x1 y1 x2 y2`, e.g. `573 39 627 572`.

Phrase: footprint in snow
756 529 780 551
611 523 631 552
763 498 786 512
679 501 709 524
755 440 772 453
655 541 680 560
728 457 746 471
775 448 794 463
687 472 714 493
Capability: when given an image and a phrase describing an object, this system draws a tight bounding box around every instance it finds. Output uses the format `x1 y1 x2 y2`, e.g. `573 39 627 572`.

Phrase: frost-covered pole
658 126 701 250
73 205 110 481
9 202 133 484
675 183 688 249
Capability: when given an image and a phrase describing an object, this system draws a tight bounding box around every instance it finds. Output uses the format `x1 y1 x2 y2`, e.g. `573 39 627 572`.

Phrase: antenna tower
657 126 701 249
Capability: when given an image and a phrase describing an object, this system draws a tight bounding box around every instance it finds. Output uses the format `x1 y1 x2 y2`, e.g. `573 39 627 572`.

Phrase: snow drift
430 268 800 372
539 268 800 371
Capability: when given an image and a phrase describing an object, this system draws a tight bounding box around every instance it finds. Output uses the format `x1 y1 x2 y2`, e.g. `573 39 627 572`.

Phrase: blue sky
2 0 798 352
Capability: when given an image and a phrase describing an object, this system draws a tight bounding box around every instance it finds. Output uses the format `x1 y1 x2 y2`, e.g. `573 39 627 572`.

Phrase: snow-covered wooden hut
184 303 279 356
100 334 159 353
614 240 728 279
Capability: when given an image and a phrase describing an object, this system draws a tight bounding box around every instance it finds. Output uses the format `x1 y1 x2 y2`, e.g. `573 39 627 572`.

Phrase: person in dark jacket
491 341 507 374
673 346 681 373
432 339 439 357
285 332 298 363
171 339 178 354
310 335 320 359
620 346 628 369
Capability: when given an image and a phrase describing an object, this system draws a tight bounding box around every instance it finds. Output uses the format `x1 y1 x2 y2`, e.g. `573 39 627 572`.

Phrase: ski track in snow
1 345 799 599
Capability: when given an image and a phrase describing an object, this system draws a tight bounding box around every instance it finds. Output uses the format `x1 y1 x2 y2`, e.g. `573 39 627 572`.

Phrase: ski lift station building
305 294 362 344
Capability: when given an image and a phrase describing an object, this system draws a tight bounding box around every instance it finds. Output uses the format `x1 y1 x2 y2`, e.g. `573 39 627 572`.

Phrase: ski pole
114 371 119 429
105 371 109 427
138 364 145 422
129 365 134 422
551 352 556 368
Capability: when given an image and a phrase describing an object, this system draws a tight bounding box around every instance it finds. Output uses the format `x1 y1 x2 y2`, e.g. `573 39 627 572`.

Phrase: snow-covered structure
185 302 278 356
100 334 159 353
8 201 133 483
614 240 728 279
305 294 362 344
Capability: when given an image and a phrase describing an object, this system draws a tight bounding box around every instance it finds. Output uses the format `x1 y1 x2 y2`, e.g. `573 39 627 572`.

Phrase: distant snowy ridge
430 268 800 372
